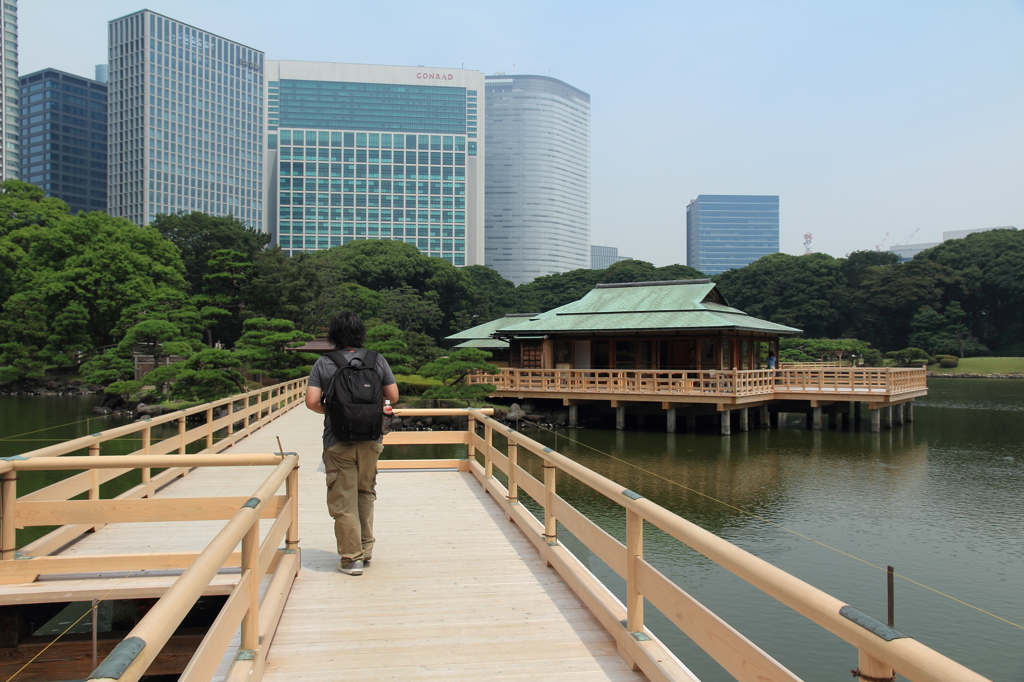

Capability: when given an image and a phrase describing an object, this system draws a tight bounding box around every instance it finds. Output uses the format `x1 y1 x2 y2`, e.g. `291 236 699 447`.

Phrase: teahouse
450 279 927 433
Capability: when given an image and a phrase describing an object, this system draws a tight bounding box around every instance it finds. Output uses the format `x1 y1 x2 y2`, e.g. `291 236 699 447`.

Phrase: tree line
1 178 1019 401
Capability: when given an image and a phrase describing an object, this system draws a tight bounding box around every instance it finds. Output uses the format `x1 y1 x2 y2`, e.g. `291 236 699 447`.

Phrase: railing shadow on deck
0 378 308 682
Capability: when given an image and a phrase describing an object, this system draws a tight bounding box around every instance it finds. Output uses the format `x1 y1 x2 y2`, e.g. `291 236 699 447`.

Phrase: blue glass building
19 68 108 213
263 62 486 266
686 195 779 275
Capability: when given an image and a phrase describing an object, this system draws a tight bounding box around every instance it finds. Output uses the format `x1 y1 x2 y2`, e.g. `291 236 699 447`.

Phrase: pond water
2 380 1022 681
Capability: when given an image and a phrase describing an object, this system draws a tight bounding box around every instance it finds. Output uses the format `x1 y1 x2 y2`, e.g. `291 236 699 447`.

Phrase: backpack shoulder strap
326 350 352 368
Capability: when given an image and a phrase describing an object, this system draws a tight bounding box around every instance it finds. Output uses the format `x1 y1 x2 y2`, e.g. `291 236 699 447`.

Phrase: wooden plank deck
21 407 646 681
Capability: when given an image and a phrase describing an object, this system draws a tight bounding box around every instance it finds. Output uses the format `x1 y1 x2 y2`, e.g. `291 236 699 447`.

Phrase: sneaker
338 559 363 575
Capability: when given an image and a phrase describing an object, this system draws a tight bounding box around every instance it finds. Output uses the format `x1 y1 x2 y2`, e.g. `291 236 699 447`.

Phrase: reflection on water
2 382 1023 681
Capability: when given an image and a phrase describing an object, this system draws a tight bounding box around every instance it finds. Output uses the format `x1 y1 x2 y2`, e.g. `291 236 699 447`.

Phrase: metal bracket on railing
241 497 261 509
87 635 145 680
276 451 298 457
236 649 256 661
622 489 644 500
0 455 26 461
542 447 554 453
839 605 907 641
90 432 103 437
619 620 652 641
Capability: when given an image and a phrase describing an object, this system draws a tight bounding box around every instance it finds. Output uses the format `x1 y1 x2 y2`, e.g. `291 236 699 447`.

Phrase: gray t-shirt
308 349 396 450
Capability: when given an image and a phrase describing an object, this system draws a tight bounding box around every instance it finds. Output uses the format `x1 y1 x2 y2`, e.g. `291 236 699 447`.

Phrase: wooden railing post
543 460 557 545
507 443 518 505
240 522 260 650
857 648 893 682
1 471 15 560
626 508 644 633
141 424 151 493
177 414 187 455
484 424 493 479
285 464 300 566
205 407 214 450
88 443 100 500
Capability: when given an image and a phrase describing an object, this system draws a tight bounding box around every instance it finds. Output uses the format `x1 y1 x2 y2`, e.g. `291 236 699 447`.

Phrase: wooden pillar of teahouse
871 407 882 433
738 408 748 432
666 407 676 433
759 404 769 428
568 405 578 428
720 410 731 436
616 405 626 431
882 405 892 429
854 401 862 425
770 409 780 429
905 400 914 422
894 403 904 425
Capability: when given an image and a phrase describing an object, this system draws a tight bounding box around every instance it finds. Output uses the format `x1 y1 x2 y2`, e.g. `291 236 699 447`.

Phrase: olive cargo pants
323 440 384 562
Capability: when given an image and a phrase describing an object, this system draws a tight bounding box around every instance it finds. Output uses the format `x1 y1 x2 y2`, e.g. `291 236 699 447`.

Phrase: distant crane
875 232 890 252
803 233 813 255
896 228 920 246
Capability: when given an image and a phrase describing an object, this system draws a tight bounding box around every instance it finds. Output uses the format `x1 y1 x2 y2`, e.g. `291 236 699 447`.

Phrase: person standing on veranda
304 311 399 575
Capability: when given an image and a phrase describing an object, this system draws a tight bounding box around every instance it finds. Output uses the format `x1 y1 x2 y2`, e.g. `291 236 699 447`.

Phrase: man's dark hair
327 311 366 349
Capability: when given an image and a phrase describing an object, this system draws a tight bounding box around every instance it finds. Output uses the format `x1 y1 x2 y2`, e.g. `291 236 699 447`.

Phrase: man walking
305 311 399 575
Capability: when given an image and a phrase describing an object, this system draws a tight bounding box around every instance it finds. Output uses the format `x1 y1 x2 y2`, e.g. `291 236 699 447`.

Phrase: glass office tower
264 61 485 266
107 10 264 228
485 75 590 285
1 0 18 180
19 68 108 213
686 195 779 275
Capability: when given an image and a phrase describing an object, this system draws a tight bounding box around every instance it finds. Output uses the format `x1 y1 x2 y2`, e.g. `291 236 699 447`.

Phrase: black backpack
321 349 384 442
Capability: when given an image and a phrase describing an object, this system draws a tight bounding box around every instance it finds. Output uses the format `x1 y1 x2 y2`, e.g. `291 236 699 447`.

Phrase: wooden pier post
871 407 881 433
568 405 578 428
854 401 862 425
894 403 904 425
738 407 749 432
882 405 892 429
759 404 769 428
905 400 914 422
616 405 626 431
720 410 731 436
666 407 676 433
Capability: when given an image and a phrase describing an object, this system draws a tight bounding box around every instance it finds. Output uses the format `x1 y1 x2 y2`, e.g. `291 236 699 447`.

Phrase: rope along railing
461 409 990 682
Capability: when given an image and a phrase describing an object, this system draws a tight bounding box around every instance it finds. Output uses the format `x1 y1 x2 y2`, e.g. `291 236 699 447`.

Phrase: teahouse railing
469 367 926 398
461 408 987 682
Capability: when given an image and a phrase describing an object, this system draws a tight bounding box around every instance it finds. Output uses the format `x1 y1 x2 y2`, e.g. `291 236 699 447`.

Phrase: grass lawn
928 357 1024 374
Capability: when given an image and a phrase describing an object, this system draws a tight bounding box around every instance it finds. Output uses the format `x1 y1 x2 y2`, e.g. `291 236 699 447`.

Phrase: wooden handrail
463 409 988 682
87 457 297 682
468 367 927 398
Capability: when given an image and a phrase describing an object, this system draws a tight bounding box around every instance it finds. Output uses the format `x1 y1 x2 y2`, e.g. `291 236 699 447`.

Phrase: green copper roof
446 314 538 341
453 338 510 349
490 280 802 336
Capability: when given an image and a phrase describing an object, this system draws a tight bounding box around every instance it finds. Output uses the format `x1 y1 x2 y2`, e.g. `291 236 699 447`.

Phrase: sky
17 0 1024 267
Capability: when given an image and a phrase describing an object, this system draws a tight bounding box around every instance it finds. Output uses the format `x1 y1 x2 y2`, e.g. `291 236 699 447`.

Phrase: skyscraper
1 0 18 180
485 74 590 285
19 68 108 213
263 61 485 266
686 195 779 275
107 10 264 229
591 245 630 270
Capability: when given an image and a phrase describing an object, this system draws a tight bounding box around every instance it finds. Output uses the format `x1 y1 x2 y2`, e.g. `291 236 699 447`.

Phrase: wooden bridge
0 379 987 682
